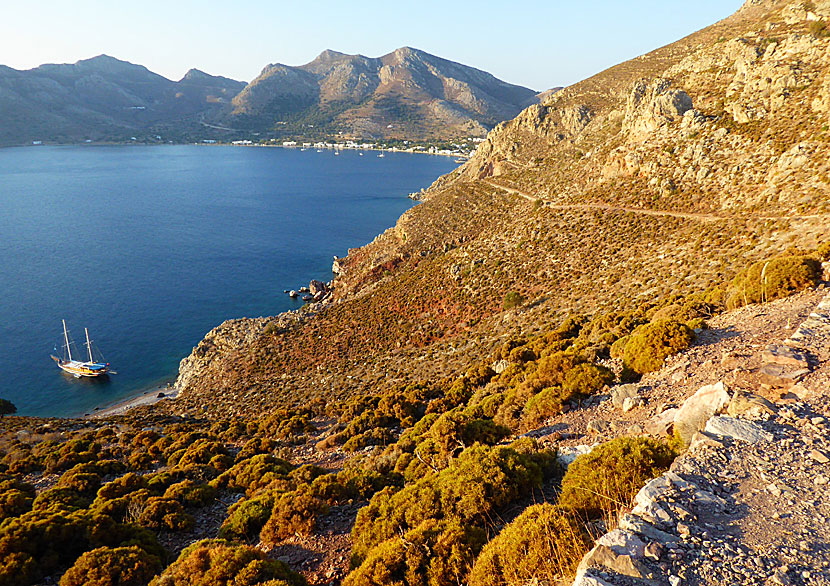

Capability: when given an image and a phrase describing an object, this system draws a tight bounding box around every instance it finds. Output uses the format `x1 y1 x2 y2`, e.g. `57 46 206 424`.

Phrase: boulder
762 344 810 369
611 383 641 409
728 390 776 417
644 408 677 437
623 78 693 140
623 396 645 412
673 382 731 444
758 364 809 388
587 419 609 435
557 444 597 468
578 529 649 579
704 416 774 443
288 290 298 298
309 280 328 295
491 359 510 374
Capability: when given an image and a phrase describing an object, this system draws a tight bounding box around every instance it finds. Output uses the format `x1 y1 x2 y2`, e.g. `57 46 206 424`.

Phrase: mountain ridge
226 46 539 139
0 48 541 145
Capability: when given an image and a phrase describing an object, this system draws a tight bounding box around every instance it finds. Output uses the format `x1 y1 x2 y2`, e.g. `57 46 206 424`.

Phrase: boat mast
85 328 93 363
62 319 73 361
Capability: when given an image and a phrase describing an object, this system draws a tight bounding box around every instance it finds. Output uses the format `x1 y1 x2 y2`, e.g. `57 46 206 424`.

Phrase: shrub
212 454 293 496
809 19 830 37
0 479 35 521
56 470 102 498
96 473 148 501
0 399 16 417
351 444 555 566
136 497 194 532
558 437 678 519
344 519 485 586
149 539 306 586
0 509 163 586
726 255 822 309
32 487 89 512
502 291 525 310
260 486 327 544
623 319 694 374
218 492 276 542
468 504 591 586
164 480 216 508
59 545 161 586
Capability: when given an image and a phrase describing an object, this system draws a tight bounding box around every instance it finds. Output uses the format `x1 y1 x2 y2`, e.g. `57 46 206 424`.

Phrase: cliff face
227 47 539 139
168 0 830 418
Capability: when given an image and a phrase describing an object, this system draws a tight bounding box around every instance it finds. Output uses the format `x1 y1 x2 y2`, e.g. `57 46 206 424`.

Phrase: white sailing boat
51 319 112 378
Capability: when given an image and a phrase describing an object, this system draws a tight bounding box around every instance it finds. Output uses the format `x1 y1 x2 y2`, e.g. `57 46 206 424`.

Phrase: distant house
202 139 217 144
282 141 297 147
32 141 42 145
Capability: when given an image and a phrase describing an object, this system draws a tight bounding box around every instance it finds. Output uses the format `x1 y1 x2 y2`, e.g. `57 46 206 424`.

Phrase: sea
0 145 457 417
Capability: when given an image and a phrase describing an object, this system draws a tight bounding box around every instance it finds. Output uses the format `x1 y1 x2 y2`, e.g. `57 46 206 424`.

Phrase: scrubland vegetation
0 243 824 585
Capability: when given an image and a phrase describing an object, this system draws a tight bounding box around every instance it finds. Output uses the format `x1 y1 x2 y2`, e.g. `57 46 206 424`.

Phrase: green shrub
344 519 485 586
0 509 162 586
32 487 89 512
468 504 591 586
351 443 555 567
56 470 102 498
558 437 678 519
726 255 822 309
59 546 161 586
97 473 148 501
136 497 194 532
164 480 216 508
149 539 306 586
0 479 35 521
0 399 16 417
623 319 694 374
502 291 525 310
260 486 327 544
218 492 276 542
211 454 294 496
809 19 830 37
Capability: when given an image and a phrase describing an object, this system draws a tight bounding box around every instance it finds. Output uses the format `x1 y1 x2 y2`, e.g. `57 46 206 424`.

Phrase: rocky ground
528 287 829 448
572 290 830 586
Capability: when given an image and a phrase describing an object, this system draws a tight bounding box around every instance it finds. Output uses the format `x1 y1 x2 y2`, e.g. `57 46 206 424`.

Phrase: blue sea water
0 145 456 417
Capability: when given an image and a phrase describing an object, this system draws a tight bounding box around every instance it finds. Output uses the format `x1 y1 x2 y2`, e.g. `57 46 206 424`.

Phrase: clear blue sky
2 0 742 90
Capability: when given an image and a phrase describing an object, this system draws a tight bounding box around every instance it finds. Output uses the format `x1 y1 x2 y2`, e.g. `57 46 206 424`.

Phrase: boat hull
51 356 108 377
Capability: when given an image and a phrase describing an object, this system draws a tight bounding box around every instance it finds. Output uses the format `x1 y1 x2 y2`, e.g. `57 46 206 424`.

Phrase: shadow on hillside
267 543 322 569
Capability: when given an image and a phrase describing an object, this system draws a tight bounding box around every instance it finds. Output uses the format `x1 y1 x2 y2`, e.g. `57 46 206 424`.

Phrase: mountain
0 49 539 145
226 47 539 139
4 2 830 586
0 55 245 145
169 0 830 416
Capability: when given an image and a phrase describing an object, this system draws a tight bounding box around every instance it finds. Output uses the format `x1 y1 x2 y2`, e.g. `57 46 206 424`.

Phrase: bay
0 145 456 417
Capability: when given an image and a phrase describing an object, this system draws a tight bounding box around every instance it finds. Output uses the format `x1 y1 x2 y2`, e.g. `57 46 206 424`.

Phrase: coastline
86 381 178 419
3 141 472 160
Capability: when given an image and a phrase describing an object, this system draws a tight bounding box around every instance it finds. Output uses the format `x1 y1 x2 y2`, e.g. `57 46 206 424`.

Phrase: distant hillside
0 50 540 145
0 55 245 145
227 47 539 140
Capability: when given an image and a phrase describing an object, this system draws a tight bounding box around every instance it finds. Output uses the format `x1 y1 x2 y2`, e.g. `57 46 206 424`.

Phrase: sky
1 0 743 91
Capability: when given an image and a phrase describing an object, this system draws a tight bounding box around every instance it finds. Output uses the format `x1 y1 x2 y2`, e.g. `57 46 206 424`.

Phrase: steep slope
227 47 539 139
0 55 245 145
167 0 830 419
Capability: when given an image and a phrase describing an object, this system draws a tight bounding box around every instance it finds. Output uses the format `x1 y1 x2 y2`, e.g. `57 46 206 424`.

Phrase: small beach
89 383 179 418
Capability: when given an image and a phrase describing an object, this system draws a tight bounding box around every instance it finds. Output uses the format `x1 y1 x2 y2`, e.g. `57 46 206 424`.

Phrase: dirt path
483 179 830 223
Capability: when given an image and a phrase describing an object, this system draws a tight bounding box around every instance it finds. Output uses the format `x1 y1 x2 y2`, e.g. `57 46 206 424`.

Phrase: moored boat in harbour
51 319 112 378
